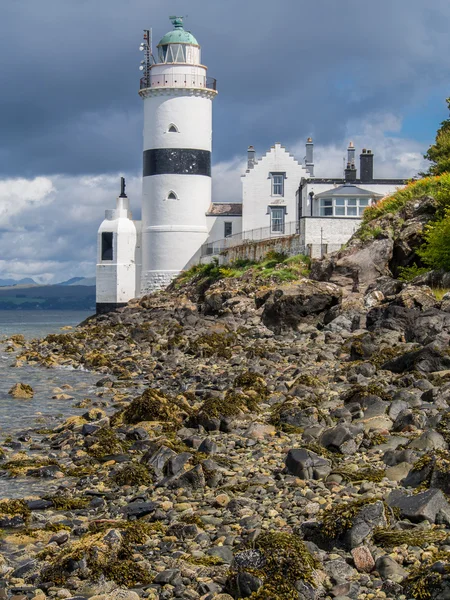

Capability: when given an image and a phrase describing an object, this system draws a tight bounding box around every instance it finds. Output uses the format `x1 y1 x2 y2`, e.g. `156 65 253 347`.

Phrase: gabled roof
242 142 305 177
314 183 384 199
206 203 243 216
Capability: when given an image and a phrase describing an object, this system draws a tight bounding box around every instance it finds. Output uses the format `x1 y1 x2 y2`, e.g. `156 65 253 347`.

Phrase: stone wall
219 234 307 264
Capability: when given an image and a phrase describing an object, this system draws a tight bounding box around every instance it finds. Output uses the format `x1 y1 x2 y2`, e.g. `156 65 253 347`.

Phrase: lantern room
157 16 201 65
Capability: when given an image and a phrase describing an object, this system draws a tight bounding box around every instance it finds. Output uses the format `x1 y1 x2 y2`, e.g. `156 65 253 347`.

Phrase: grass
173 251 311 288
362 172 450 223
432 287 450 301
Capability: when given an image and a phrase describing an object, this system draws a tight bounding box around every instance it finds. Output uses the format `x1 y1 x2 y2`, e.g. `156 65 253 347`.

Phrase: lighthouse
139 16 218 293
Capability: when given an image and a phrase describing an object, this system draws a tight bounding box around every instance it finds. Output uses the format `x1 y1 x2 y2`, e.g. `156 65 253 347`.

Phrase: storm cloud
1 0 449 280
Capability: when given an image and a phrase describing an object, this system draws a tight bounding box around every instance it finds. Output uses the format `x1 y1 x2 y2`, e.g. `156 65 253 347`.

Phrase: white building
96 17 408 313
202 141 406 258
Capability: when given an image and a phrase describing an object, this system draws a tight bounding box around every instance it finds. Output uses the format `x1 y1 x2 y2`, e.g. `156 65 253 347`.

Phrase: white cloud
292 113 429 179
0 173 141 283
0 177 55 226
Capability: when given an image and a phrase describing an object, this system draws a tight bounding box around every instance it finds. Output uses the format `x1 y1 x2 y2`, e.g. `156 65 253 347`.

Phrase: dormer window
167 191 178 200
168 124 179 133
270 172 286 197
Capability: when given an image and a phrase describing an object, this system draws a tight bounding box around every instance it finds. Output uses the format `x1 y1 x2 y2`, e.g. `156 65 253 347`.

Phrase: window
319 197 372 217
168 124 178 133
224 222 233 238
167 191 177 200
158 44 186 63
320 199 333 216
270 172 285 196
270 207 285 233
101 232 113 261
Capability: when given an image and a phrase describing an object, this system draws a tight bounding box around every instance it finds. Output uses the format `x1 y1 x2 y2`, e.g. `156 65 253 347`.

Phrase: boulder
382 343 450 374
260 279 342 332
387 488 450 523
310 235 394 290
319 424 361 454
285 448 332 480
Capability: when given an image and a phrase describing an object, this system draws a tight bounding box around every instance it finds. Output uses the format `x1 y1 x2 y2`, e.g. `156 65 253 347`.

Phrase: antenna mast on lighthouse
139 29 154 89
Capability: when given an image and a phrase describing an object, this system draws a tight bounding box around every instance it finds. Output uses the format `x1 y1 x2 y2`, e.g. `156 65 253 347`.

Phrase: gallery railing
140 74 217 91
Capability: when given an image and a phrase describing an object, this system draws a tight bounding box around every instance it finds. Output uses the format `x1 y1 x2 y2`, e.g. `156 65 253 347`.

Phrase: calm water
0 310 93 340
0 310 103 497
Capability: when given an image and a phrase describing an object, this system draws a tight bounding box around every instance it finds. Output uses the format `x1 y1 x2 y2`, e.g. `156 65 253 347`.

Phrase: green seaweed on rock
404 553 450 599
231 532 319 600
320 497 383 539
112 462 153 486
373 527 450 548
86 427 131 459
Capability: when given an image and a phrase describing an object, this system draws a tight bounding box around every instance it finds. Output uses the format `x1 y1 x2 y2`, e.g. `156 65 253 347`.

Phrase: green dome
158 16 199 47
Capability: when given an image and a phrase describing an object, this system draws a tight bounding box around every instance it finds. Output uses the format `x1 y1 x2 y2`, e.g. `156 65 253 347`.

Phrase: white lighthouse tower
139 16 218 293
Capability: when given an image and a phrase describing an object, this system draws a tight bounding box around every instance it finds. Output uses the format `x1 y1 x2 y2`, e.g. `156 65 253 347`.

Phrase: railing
201 220 299 257
140 73 217 91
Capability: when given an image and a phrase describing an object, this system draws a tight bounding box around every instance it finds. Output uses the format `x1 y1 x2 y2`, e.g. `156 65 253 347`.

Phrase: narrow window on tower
167 191 177 200
101 232 113 261
168 124 179 133
224 222 233 238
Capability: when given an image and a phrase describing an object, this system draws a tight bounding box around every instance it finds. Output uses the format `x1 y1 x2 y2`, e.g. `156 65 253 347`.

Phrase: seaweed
373 527 450 548
320 498 382 539
229 531 319 600
112 462 153 487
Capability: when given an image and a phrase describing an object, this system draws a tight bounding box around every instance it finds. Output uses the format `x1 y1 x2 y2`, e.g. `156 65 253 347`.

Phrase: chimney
347 141 356 169
345 162 357 182
247 145 256 169
305 137 314 176
360 149 374 183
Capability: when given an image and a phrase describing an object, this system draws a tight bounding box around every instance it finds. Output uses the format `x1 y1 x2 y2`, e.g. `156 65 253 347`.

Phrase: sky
1 0 449 283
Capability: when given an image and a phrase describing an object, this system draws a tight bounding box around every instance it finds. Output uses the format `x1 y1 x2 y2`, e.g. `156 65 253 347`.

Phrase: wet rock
8 383 34 399
285 448 332 480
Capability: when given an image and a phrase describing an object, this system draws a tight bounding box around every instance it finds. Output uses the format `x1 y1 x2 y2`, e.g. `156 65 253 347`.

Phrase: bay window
319 197 371 217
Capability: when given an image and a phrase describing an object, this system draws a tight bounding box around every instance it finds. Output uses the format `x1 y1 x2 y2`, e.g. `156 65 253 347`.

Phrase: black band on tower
143 148 211 177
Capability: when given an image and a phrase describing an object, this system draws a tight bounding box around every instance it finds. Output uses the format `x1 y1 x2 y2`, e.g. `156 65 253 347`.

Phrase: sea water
0 310 101 497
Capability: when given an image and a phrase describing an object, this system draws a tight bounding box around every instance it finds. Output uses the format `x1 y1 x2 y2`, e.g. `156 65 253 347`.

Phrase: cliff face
7 193 450 599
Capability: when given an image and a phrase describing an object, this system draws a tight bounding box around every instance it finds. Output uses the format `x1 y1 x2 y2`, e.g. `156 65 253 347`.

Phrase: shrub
418 208 450 270
397 264 429 281
424 97 450 176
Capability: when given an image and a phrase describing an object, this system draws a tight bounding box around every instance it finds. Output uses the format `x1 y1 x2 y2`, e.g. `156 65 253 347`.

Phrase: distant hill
0 283 95 310
57 277 95 286
0 277 37 287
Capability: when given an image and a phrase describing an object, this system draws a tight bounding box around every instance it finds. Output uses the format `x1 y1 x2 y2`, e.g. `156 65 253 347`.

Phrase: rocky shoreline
2 196 450 599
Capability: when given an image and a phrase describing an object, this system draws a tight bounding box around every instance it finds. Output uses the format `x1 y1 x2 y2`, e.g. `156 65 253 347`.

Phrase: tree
425 97 450 175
